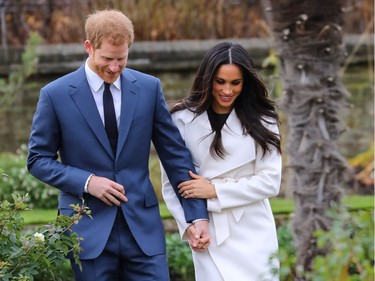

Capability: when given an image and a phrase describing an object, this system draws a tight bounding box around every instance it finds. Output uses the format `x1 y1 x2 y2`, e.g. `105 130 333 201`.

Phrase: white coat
162 109 282 281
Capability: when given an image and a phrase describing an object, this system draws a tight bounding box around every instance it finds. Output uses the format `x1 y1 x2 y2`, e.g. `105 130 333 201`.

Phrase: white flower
33 232 45 242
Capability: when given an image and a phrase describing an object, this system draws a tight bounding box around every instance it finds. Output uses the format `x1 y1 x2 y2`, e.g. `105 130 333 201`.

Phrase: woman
161 42 282 281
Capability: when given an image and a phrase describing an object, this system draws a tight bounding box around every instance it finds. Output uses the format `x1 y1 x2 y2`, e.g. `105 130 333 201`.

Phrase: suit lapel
116 70 140 158
69 66 114 158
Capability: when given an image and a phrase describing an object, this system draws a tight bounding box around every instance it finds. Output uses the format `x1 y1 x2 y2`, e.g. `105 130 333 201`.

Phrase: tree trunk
261 0 350 278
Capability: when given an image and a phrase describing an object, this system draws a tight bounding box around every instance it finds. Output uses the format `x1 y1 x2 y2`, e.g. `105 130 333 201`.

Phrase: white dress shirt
83 61 122 192
84 61 121 128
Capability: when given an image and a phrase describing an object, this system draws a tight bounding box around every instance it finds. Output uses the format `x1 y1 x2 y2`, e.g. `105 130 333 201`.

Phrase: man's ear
84 40 93 55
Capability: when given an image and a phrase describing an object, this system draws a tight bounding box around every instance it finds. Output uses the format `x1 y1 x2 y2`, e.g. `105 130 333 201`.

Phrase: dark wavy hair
171 42 281 159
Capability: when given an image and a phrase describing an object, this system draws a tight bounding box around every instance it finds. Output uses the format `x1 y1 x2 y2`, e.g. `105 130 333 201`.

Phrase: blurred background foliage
0 0 373 200
0 1 373 280
0 0 373 47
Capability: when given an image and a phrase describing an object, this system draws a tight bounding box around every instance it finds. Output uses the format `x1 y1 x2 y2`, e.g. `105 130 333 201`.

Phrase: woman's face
212 64 243 114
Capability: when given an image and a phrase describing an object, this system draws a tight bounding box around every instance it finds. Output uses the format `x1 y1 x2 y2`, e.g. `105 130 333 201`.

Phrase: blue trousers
71 208 170 281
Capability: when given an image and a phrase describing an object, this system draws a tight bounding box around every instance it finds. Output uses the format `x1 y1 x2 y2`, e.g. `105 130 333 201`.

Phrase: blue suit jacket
27 65 208 259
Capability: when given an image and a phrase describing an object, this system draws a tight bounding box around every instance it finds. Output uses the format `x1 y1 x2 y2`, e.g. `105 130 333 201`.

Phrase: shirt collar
85 60 121 92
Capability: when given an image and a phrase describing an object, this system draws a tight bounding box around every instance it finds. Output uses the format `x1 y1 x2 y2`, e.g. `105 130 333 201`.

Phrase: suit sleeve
27 88 91 197
151 80 208 223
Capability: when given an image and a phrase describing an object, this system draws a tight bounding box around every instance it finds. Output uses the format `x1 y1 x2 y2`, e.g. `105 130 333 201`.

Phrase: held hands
178 171 217 199
87 176 128 206
187 220 210 252
179 171 212 252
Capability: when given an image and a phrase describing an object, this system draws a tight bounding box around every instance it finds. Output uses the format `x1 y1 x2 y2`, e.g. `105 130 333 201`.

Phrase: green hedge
0 145 59 209
19 195 374 225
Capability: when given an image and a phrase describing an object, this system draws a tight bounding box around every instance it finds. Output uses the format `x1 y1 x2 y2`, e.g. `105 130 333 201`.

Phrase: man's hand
186 220 210 252
87 176 128 206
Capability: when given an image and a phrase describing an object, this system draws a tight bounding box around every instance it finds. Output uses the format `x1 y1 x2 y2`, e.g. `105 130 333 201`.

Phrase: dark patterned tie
103 82 118 155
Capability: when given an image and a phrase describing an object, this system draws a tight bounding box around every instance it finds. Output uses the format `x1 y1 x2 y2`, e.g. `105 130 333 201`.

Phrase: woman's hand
178 171 217 199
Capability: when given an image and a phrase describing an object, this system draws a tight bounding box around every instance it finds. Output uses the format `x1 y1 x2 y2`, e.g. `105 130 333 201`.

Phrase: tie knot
104 82 111 91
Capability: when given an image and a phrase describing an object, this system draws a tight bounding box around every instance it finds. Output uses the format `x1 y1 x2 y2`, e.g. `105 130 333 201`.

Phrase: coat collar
182 109 256 179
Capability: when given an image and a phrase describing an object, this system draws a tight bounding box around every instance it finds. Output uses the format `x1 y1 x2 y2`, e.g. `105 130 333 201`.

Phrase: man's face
85 38 129 84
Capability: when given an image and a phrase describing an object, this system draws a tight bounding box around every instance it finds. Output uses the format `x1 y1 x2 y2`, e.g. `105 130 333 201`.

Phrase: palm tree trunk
261 0 350 278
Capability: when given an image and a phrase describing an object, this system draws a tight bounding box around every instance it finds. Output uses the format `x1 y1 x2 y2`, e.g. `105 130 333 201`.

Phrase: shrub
0 190 89 281
271 222 301 280
166 233 195 281
0 145 59 209
307 208 374 281
273 208 374 280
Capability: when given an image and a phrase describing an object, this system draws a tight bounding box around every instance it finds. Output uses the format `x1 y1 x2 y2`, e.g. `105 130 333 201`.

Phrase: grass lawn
20 195 374 225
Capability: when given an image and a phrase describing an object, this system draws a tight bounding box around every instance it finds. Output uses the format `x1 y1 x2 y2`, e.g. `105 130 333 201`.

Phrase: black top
207 106 230 133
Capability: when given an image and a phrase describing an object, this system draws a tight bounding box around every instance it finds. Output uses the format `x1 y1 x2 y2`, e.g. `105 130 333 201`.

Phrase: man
27 9 209 281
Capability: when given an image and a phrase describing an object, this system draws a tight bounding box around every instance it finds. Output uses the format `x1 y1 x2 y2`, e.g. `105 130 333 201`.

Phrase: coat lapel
184 110 256 179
